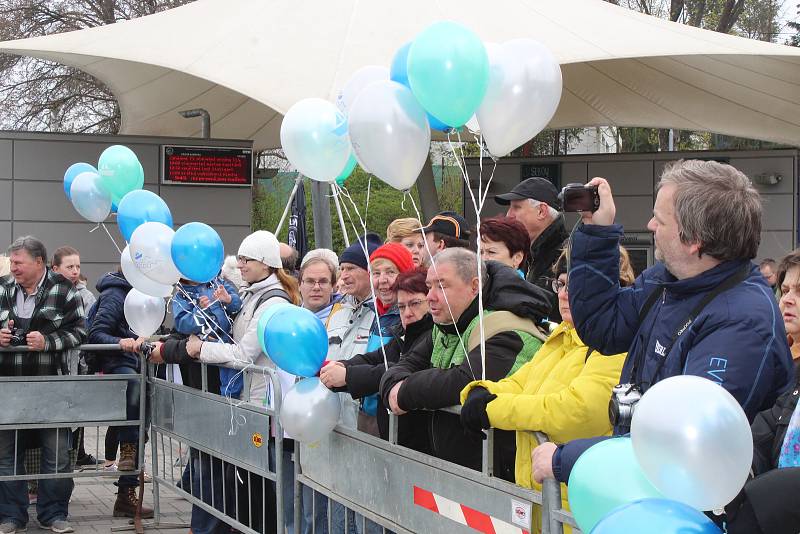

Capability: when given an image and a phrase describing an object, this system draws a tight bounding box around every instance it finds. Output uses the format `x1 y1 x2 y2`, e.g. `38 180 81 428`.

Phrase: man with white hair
496 177 568 321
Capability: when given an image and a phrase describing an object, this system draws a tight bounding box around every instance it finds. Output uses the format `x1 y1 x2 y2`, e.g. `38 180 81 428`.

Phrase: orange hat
369 243 415 274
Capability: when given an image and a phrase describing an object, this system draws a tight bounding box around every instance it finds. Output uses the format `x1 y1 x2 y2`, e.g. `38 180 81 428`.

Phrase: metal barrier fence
148 359 288 534
0 345 580 534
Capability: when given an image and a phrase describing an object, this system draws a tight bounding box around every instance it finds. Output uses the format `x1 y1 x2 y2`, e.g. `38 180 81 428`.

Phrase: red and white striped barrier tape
413 485 530 534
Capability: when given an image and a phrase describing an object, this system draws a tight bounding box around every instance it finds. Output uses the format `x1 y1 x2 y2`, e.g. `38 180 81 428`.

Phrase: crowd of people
0 158 799 534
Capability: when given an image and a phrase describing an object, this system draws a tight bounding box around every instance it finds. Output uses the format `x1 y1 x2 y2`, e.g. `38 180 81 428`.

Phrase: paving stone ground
26 426 192 533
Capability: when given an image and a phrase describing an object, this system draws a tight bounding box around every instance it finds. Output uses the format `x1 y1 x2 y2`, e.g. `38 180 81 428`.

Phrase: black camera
560 183 600 213
9 328 27 347
608 383 642 431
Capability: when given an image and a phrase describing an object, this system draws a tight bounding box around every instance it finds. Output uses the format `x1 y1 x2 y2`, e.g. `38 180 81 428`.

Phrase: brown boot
118 443 137 472
113 486 154 519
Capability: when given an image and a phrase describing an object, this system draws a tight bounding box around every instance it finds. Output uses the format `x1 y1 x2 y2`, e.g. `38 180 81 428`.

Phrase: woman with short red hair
479 216 531 278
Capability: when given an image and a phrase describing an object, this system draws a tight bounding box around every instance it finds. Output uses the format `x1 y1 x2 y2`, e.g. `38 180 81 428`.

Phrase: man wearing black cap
415 211 473 263
495 178 569 320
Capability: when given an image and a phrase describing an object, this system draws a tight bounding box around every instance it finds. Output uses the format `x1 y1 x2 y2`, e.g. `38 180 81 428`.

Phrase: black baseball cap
416 211 471 240
495 177 561 210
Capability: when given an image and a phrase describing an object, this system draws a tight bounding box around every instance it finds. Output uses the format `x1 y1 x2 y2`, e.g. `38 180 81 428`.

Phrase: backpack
80 297 103 373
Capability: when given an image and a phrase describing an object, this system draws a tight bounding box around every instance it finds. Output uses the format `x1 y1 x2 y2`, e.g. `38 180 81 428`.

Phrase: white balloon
70 171 112 223
129 222 181 286
123 288 165 337
335 65 389 115
120 245 173 298
279 377 340 443
631 375 753 511
348 81 431 191
475 39 563 158
280 98 351 182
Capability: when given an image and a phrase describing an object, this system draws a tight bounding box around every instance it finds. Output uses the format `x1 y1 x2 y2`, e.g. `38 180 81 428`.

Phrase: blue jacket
88 272 138 372
172 278 242 342
554 224 794 482
172 277 242 397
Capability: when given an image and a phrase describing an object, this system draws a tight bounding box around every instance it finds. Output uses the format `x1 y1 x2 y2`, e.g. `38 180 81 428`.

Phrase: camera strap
631 263 751 391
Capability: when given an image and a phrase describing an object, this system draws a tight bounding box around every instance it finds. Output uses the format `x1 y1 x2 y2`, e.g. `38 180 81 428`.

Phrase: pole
416 158 440 222
310 180 333 249
275 176 303 236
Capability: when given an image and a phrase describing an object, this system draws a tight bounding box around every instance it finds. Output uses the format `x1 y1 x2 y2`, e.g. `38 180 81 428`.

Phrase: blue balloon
257 301 294 355
117 190 172 242
263 305 328 376
64 162 97 200
171 222 225 283
590 499 722 534
390 42 453 132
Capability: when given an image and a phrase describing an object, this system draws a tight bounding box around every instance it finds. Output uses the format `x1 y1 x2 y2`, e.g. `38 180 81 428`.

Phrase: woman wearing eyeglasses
459 246 634 533
320 267 432 452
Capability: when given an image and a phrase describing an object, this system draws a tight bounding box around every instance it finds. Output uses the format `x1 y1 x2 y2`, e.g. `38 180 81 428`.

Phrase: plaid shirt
0 269 87 376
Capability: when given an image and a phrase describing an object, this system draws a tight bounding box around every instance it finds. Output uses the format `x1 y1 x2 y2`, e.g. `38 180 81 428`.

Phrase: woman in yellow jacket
459 247 635 533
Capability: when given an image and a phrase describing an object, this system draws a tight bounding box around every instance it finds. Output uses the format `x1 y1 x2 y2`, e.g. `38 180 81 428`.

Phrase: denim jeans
0 428 73 526
109 365 141 488
189 449 228 534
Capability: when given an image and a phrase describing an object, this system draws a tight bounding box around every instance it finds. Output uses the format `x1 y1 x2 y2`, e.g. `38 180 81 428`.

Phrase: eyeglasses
301 278 331 288
236 256 255 264
397 299 426 313
551 278 568 293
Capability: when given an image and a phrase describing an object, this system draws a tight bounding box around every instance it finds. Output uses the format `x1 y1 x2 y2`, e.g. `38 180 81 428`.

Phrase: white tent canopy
1 0 800 149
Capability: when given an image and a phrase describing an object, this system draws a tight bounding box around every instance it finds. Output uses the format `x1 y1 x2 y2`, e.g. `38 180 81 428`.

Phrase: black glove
460 387 497 440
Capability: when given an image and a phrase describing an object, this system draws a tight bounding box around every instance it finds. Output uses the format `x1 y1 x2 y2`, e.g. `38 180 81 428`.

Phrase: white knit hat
238 231 282 268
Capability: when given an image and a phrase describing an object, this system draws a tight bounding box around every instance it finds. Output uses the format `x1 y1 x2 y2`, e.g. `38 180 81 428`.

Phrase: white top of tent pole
1 0 799 149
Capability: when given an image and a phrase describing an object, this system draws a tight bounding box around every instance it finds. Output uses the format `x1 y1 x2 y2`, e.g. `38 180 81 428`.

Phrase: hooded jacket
553 223 794 483
527 214 569 322
379 261 551 478
88 272 139 372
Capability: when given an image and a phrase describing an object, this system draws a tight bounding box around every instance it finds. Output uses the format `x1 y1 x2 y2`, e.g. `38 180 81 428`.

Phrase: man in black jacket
496 177 569 321
379 249 550 480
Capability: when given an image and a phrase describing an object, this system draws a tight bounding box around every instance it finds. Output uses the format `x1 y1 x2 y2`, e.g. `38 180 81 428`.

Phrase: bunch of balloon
63 145 145 222
256 304 339 443
571 375 752 533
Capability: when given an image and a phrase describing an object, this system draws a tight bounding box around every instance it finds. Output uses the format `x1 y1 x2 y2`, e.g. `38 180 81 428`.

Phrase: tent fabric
1 0 800 149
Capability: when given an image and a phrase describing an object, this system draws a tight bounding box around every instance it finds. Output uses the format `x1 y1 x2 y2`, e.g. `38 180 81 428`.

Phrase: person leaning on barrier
87 268 153 519
185 230 300 534
723 249 800 534
459 247 632 533
531 160 794 488
379 248 551 481
0 236 87 534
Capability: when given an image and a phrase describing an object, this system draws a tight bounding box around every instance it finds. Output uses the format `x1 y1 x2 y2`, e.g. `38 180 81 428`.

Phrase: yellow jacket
460 322 625 532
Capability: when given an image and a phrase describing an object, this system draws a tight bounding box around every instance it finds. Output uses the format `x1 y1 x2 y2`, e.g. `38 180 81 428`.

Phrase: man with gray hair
496 177 568 321
380 247 551 480
532 160 794 489
0 236 87 533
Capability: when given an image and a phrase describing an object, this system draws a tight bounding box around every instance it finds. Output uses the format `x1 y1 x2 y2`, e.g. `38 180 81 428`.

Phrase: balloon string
100 223 123 255
333 182 391 373
406 191 476 381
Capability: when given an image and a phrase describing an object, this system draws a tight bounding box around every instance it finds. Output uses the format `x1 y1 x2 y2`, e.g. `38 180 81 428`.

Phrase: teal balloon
407 21 489 128
256 301 293 355
590 499 722 534
117 190 172 242
97 145 144 206
335 154 357 186
171 222 224 283
263 305 328 376
390 42 453 132
568 438 663 533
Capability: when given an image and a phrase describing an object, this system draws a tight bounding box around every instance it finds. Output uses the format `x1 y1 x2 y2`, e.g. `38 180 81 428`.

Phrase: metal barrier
0 343 159 533
147 359 287 534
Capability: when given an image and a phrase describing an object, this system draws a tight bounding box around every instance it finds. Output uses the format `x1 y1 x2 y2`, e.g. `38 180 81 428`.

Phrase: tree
0 0 193 133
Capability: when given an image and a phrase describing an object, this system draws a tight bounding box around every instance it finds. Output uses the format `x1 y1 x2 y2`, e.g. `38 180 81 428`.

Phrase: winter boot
117 443 137 472
113 486 154 519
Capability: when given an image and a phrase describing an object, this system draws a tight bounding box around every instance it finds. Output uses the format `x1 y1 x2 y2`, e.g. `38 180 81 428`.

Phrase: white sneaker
0 521 26 533
103 463 118 472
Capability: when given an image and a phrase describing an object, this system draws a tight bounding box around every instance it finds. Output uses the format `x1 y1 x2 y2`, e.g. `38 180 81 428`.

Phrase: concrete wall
0 132 253 295
466 149 798 267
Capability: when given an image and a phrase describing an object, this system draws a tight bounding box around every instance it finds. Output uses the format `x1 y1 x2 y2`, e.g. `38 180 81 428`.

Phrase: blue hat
339 233 382 271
